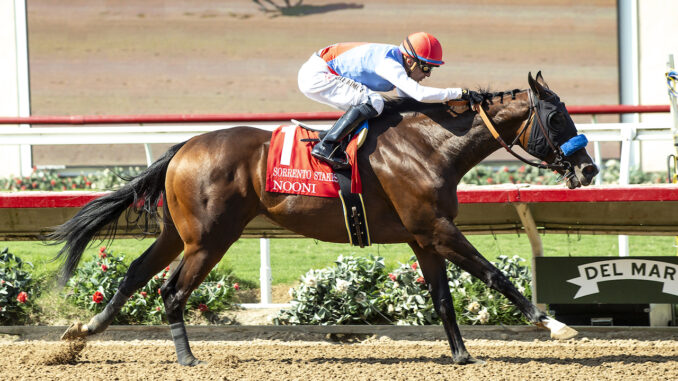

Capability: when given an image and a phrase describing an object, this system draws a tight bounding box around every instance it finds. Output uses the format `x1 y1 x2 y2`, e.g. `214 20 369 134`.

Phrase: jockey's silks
318 43 404 92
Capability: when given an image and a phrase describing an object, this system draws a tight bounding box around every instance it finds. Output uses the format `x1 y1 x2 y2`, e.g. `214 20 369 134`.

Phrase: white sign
567 259 678 298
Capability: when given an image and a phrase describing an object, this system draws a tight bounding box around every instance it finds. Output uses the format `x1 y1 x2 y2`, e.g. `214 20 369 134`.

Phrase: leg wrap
86 290 130 334
170 322 201 366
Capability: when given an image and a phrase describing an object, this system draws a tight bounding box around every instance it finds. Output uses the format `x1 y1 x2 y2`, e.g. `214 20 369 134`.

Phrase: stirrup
312 144 349 169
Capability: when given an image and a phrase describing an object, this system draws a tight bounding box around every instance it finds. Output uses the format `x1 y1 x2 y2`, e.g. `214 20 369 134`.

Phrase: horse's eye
548 113 564 130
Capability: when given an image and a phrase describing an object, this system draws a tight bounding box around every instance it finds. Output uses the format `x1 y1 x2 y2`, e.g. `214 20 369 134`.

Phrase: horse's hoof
551 324 579 340
178 357 207 367
60 322 89 340
454 355 485 365
540 317 579 340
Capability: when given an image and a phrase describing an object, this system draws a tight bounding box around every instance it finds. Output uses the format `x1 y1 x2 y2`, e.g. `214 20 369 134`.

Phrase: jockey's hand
461 89 484 108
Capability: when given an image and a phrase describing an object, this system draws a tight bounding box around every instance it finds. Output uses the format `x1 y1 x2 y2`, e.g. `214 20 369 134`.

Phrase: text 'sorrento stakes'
265 125 361 197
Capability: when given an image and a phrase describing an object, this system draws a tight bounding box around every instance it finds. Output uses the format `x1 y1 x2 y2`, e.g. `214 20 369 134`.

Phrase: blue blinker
560 134 588 156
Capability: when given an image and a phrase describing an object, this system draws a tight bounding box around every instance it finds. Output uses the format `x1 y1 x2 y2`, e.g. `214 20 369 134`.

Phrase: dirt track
2 328 678 380
2 338 677 380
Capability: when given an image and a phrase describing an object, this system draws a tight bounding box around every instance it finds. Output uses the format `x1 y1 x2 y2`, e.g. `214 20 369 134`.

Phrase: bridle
453 90 575 174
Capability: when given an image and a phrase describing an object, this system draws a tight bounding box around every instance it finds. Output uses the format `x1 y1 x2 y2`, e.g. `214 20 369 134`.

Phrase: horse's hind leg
160 238 238 366
62 217 184 340
409 243 483 365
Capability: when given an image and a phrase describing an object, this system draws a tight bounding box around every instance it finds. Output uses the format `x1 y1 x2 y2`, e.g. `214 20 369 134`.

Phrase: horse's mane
381 88 527 118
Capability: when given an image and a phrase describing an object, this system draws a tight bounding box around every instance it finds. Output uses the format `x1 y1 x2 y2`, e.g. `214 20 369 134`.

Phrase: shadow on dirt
492 354 678 366
308 354 678 366
254 1 364 17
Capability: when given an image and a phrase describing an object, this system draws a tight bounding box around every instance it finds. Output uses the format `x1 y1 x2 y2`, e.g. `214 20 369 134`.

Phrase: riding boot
311 103 378 169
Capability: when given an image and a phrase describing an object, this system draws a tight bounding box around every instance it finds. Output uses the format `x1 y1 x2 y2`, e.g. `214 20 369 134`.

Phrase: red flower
486 177 494 184
32 182 38 188
411 262 418 271
32 166 37 172
16 291 28 303
233 283 240 291
85 181 92 187
518 165 526 173
61 186 67 190
20 185 26 191
71 183 77 189
165 266 170 272
92 291 104 304
503 166 509 172
198 304 208 312
15 178 22 185
101 264 108 272
156 306 162 311
416 276 426 284
99 246 106 252
140 291 147 298
157 288 162 295
50 179 56 186
388 273 396 281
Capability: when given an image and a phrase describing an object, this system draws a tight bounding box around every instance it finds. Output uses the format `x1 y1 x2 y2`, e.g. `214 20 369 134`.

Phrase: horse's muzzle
566 162 599 189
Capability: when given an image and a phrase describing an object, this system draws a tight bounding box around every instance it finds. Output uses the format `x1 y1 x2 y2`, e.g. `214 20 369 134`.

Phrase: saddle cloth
265 124 363 197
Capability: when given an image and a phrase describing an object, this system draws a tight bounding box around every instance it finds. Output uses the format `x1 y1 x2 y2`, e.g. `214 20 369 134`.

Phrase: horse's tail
47 141 187 284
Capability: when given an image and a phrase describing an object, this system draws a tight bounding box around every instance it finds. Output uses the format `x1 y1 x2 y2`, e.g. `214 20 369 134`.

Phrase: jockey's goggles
419 62 434 73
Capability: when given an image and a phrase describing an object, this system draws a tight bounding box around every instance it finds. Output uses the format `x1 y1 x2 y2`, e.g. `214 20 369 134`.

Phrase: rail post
259 238 273 305
668 54 678 256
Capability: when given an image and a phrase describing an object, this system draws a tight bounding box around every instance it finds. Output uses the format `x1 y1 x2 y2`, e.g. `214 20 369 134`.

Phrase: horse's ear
528 71 549 99
535 71 550 90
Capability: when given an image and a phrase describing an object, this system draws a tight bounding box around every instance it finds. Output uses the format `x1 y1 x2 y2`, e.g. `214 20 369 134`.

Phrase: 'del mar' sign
535 257 678 304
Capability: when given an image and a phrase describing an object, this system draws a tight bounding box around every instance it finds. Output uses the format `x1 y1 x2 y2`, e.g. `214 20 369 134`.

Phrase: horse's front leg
408 242 483 365
432 218 577 340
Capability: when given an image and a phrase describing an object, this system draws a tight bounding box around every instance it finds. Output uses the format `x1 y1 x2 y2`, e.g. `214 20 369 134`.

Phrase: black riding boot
311 103 378 169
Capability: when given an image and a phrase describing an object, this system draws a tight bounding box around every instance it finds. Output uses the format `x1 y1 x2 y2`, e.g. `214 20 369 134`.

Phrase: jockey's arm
374 58 463 102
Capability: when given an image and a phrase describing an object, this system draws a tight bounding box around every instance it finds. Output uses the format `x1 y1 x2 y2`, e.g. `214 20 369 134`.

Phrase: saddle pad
265 125 362 197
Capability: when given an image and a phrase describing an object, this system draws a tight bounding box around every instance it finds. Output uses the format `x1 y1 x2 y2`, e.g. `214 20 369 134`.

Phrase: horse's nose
581 163 599 184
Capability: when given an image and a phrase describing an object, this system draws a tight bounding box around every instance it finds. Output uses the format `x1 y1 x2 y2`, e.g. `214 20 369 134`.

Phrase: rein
448 91 572 172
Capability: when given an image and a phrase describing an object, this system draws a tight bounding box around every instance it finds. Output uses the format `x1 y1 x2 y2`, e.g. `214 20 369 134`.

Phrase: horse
51 72 598 365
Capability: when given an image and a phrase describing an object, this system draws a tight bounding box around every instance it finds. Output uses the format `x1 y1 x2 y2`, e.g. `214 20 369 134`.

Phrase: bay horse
52 72 598 365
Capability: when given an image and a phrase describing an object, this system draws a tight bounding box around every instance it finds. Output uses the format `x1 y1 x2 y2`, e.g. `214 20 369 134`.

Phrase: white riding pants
297 54 385 115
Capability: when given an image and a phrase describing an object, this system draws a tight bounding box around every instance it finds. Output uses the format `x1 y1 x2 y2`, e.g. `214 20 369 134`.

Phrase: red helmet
399 32 444 66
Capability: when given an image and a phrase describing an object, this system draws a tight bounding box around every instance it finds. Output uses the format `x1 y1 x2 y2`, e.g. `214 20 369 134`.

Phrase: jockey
298 31 482 169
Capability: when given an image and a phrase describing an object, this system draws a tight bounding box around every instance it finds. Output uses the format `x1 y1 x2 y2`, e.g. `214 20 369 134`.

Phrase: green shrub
0 167 144 191
460 160 667 186
275 255 388 325
65 247 238 324
275 254 532 326
0 248 39 324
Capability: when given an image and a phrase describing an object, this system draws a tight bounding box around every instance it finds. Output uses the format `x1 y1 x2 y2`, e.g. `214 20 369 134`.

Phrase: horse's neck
437 97 530 180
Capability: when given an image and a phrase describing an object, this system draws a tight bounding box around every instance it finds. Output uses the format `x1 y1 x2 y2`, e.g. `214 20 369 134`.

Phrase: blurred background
22 0 620 166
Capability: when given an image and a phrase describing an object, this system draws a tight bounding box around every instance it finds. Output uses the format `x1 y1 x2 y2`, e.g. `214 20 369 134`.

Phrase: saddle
265 122 371 247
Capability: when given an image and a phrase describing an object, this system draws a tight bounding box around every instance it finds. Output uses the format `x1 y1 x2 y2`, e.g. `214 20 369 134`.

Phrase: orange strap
473 104 501 140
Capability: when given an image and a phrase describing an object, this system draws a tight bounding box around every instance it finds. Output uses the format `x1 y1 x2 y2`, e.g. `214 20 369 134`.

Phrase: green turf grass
5 234 676 287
